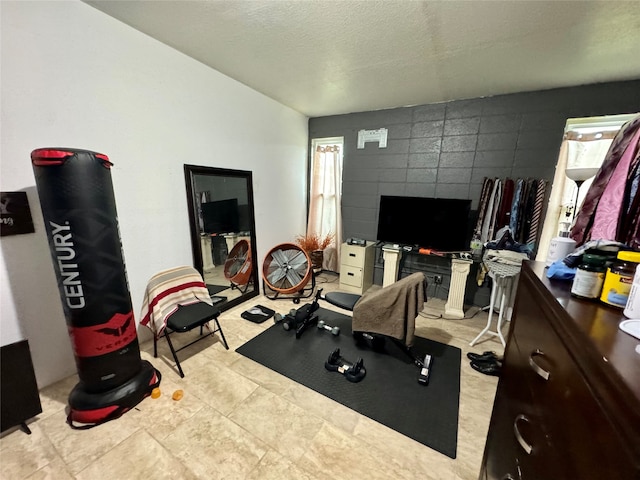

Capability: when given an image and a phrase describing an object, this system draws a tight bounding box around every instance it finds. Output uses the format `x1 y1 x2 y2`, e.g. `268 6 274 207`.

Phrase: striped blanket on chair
140 265 213 338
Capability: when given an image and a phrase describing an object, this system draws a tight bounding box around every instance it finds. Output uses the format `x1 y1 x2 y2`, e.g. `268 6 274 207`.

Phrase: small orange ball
172 389 184 401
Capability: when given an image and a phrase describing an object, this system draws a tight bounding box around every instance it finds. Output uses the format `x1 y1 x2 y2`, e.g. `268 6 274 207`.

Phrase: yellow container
600 251 640 308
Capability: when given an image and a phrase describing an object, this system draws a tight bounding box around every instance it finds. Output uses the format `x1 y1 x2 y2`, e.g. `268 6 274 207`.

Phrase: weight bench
322 272 428 367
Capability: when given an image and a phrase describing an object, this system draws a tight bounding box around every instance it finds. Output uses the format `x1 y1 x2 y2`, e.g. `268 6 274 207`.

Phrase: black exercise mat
206 284 228 296
236 307 461 458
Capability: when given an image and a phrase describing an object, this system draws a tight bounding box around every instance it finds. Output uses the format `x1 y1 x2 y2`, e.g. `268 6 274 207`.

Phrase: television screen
376 196 471 251
202 198 240 234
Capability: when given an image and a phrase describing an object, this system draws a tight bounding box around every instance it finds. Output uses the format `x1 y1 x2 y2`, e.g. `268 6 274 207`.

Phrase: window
308 137 344 272
536 114 637 262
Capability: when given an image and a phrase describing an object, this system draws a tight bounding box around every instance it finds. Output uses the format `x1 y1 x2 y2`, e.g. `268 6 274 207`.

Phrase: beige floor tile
228 387 324 462
160 405 268 479
245 449 321 480
126 375 207 441
75 429 198 480
37 410 141 475
229 356 295 396
35 375 78 422
183 361 259 416
24 455 73 480
297 422 415 480
351 414 456 480
0 423 60 480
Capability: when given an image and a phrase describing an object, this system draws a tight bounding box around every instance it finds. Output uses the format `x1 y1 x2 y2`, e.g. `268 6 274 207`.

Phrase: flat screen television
376 195 471 251
201 198 240 234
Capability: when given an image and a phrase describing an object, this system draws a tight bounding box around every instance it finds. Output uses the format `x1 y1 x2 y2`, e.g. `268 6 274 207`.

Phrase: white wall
0 1 309 388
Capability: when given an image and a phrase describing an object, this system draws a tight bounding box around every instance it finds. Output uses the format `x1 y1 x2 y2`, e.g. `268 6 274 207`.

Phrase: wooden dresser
479 260 640 480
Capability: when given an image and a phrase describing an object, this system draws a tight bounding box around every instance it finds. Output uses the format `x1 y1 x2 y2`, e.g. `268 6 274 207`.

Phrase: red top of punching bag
31 148 113 168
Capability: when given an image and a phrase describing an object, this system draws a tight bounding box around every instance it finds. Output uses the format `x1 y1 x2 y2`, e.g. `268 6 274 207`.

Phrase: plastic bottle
600 251 640 308
546 233 577 266
623 264 640 318
571 254 607 300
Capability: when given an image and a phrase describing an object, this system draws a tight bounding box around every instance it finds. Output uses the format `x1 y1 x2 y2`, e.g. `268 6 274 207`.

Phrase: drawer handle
529 349 550 380
348 272 354 277
349 253 356 257
513 414 532 455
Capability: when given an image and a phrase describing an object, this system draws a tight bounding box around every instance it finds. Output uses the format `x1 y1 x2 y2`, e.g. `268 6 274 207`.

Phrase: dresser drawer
512 293 636 479
484 338 559 480
341 244 369 267
340 265 363 288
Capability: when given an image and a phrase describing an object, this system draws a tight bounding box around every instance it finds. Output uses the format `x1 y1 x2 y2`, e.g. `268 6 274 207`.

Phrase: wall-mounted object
357 128 388 149
0 192 35 236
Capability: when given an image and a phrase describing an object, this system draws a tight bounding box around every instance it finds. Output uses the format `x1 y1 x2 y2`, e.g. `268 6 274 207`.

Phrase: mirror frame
184 164 260 312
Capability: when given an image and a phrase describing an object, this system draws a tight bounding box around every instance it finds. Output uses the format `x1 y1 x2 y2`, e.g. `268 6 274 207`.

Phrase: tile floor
0 272 503 480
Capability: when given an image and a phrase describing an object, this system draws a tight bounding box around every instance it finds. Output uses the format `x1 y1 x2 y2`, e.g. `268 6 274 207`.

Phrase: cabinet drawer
340 266 363 288
485 339 558 480
512 294 635 479
341 244 368 267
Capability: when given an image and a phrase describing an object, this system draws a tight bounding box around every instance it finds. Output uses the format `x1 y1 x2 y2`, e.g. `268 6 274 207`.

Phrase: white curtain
536 131 614 262
307 144 342 272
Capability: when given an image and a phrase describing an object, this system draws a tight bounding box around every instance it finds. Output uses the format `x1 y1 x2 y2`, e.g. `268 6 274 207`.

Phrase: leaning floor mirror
184 164 259 312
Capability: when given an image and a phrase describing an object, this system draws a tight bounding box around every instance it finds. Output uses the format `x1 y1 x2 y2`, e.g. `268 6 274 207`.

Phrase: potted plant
295 232 334 271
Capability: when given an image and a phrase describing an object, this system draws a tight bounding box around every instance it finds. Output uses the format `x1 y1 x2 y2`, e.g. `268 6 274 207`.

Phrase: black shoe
470 360 501 376
466 351 503 363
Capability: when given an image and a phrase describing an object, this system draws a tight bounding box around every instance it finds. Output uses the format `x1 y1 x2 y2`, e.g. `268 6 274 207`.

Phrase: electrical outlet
434 275 442 285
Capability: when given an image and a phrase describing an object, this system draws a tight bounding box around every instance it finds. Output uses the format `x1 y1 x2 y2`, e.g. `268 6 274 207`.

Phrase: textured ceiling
85 0 640 118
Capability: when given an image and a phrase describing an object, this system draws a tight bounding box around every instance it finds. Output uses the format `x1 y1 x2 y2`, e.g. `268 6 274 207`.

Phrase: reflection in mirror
184 165 259 313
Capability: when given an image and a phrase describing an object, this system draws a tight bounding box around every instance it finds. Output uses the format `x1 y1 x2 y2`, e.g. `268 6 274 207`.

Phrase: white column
224 234 239 253
382 246 402 287
201 236 214 270
445 258 472 319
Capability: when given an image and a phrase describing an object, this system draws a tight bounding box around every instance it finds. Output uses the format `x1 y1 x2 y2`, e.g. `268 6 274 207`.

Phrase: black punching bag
31 148 160 428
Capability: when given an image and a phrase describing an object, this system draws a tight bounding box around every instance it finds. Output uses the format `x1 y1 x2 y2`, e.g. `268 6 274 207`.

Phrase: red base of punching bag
67 360 160 429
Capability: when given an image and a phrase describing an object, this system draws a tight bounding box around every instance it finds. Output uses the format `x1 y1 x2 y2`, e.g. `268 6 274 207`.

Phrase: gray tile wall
309 80 640 303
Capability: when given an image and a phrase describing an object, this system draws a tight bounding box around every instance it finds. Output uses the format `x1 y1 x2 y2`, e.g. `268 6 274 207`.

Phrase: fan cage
224 239 252 286
261 242 312 295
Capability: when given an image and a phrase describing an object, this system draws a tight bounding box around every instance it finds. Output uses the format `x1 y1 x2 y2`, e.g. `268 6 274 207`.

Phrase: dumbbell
274 308 297 324
317 320 340 336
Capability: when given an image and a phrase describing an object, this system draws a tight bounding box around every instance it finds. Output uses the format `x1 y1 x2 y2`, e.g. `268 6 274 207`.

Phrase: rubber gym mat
236 307 461 459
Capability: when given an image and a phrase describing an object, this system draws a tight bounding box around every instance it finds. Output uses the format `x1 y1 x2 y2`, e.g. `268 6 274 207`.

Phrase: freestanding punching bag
31 148 160 429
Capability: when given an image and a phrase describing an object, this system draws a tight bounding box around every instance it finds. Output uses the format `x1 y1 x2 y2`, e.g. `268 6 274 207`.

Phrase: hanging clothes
526 179 547 251
571 115 640 247
621 160 640 249
517 179 535 243
496 178 515 230
589 126 640 241
472 177 494 245
509 179 525 236
482 178 502 243
474 176 547 258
